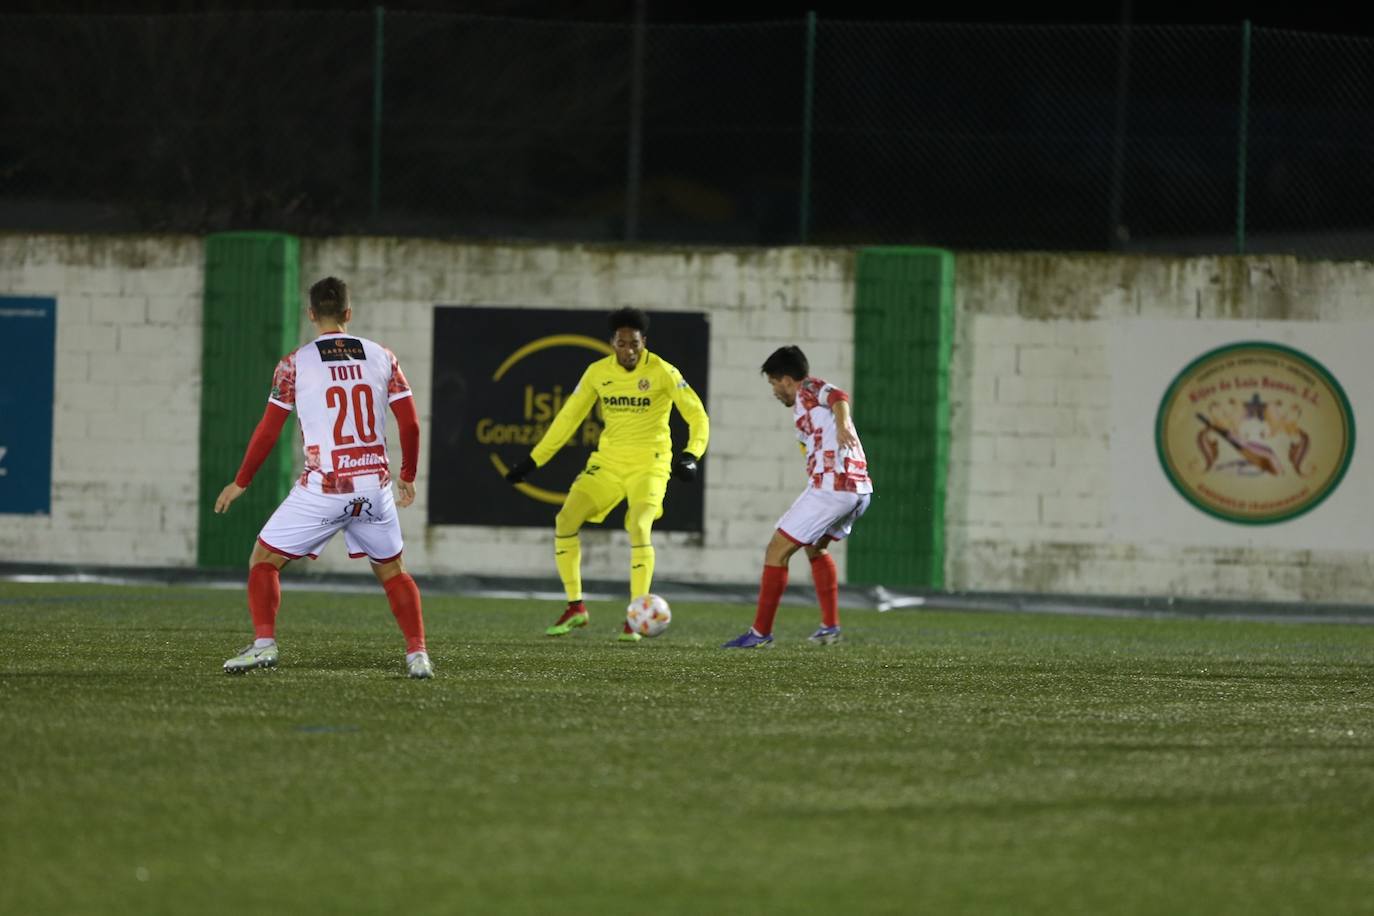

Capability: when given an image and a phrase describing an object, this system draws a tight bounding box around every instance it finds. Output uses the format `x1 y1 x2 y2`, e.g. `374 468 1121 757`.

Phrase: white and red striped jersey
793 377 873 494
268 332 413 494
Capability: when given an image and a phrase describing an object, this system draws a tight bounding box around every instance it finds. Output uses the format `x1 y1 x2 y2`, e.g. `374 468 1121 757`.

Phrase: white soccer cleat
406 651 434 679
223 642 278 674
807 625 843 646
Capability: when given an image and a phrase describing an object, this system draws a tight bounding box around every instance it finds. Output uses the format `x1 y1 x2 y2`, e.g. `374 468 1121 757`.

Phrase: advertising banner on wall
1108 320 1372 549
0 297 56 515
428 307 710 530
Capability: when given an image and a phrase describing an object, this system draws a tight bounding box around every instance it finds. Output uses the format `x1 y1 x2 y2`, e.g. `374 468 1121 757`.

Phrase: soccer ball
626 594 672 637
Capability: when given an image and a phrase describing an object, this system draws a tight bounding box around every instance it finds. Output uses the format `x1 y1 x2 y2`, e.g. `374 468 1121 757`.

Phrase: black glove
505 456 537 484
671 451 699 482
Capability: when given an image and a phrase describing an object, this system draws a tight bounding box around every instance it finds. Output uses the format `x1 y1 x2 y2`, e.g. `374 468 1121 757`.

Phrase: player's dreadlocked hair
309 276 350 320
761 345 809 380
607 307 648 336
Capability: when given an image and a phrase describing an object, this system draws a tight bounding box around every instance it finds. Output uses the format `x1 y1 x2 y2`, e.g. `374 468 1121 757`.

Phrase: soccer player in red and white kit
214 277 432 678
723 346 873 648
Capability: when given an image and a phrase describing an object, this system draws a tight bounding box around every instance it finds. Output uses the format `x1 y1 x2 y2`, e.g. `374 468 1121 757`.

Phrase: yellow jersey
530 350 709 470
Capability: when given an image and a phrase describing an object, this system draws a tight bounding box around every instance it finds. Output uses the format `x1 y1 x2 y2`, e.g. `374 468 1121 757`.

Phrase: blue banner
0 297 55 514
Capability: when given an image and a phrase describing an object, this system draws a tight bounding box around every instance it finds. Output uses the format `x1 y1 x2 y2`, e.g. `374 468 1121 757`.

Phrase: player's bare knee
764 540 800 567
372 556 406 583
249 543 287 570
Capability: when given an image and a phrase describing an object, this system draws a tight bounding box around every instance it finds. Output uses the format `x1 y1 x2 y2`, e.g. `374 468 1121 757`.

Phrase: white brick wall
949 253 1374 602
14 236 1372 604
294 240 854 588
1 236 853 586
0 234 204 566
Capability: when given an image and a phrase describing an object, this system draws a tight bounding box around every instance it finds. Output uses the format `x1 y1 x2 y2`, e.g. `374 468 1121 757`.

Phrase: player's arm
666 364 709 481
215 403 291 514
505 367 598 483
390 394 420 508
829 388 860 450
383 349 420 506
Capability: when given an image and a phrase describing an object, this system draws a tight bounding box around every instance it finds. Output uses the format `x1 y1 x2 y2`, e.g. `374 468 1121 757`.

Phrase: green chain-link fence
2 12 1372 257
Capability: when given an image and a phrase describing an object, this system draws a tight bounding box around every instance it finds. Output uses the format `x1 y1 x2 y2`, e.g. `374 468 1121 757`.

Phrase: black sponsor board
429 307 710 529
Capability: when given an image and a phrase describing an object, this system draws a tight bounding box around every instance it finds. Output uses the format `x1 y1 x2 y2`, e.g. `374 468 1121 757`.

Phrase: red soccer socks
383 573 427 655
810 552 840 628
751 564 789 637
248 562 280 639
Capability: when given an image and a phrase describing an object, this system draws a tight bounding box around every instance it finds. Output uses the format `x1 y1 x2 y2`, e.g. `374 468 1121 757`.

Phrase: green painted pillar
197 232 301 568
848 246 955 588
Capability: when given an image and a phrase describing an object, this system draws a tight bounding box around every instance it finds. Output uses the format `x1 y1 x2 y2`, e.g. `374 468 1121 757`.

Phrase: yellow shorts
570 452 669 524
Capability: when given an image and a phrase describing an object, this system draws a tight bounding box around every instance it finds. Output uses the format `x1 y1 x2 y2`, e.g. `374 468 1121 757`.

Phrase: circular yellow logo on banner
1156 342 1355 524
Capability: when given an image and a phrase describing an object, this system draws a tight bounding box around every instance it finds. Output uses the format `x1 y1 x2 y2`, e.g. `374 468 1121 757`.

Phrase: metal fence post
1107 0 1132 248
624 0 647 242
371 5 385 223
799 11 817 244
1236 19 1251 254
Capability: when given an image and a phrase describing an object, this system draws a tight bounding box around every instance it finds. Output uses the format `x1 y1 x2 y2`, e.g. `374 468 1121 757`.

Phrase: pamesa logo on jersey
1155 341 1355 524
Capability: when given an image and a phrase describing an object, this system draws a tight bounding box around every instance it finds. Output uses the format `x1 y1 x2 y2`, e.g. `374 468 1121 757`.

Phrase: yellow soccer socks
630 544 655 599
555 533 582 602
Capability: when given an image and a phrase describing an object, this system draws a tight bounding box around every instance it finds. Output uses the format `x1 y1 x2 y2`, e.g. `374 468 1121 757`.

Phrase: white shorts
257 484 404 563
776 488 871 547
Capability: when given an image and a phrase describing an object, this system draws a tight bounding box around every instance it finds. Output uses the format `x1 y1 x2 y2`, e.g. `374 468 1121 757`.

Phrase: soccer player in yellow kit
504 308 710 642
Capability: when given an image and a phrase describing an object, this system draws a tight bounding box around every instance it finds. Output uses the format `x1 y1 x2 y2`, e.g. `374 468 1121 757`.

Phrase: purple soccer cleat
721 628 774 649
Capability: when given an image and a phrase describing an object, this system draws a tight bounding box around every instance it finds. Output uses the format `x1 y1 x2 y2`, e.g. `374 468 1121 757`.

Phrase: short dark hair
309 277 349 320
607 307 648 336
761 345 809 380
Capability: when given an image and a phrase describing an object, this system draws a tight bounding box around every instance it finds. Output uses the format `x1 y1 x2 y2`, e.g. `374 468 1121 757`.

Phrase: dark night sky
4 0 1372 36
652 1 1372 34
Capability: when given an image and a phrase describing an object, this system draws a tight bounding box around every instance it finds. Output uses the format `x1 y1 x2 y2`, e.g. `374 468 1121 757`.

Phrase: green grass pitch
2 580 1373 915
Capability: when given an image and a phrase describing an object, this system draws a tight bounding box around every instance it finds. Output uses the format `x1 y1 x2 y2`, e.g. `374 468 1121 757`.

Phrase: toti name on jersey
268 333 412 494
